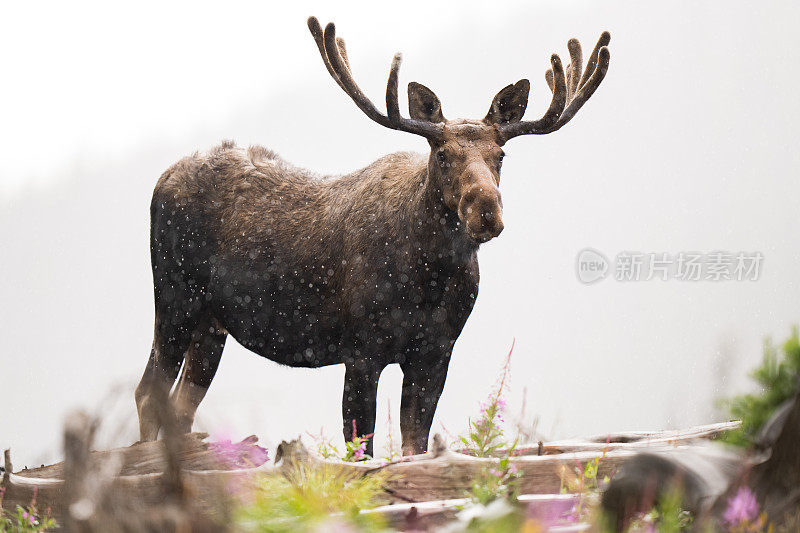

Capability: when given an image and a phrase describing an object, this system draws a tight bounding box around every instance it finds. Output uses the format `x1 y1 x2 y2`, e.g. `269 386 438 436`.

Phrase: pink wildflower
567 503 582 522
723 486 759 526
527 497 576 527
353 441 367 460
209 433 270 468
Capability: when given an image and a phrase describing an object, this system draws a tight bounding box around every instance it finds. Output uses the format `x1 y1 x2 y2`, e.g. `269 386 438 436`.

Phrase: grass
235 464 390 532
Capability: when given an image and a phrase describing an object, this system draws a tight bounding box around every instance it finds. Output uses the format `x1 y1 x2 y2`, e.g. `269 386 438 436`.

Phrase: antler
499 32 611 141
307 17 444 140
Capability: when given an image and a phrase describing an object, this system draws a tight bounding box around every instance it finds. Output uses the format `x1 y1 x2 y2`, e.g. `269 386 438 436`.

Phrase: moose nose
459 185 504 243
485 213 504 237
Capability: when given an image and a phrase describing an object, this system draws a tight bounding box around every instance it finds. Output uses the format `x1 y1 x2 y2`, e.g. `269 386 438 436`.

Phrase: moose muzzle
458 165 504 243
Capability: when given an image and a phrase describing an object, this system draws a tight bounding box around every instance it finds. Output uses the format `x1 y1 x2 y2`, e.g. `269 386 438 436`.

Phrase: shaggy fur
137 132 494 455
135 18 610 455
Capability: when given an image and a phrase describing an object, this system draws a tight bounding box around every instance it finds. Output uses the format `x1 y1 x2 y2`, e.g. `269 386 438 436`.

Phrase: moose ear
408 82 445 123
484 79 530 125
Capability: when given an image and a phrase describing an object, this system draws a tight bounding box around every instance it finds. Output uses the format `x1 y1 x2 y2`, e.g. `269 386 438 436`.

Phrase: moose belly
205 251 479 368
209 279 423 368
207 265 348 368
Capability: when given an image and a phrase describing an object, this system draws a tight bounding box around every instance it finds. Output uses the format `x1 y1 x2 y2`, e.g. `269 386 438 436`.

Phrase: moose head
308 17 610 243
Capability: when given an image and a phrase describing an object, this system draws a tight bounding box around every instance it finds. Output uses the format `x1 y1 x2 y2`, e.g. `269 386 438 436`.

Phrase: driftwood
496 421 740 456
1 394 242 531
1 419 739 531
363 493 584 531
602 393 800 530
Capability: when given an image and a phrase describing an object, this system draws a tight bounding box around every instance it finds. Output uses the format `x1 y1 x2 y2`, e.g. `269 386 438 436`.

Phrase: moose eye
496 152 505 170
436 150 446 166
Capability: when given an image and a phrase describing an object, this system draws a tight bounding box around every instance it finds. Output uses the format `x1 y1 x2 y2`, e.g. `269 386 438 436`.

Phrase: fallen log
2 421 739 528
461 421 739 457
363 493 582 531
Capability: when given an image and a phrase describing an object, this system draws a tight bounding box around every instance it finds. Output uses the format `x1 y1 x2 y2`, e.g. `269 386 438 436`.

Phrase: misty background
2 1 799 467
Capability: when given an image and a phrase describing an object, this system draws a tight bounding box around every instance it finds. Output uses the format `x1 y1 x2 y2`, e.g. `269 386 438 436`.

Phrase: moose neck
414 160 479 263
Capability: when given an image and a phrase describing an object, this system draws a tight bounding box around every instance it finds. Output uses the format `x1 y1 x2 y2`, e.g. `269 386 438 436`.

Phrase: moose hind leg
135 309 200 442
400 354 451 455
342 363 382 457
171 317 227 433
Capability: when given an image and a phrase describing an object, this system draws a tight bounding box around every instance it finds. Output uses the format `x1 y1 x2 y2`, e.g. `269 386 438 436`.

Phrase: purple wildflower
723 486 759 526
209 433 270 469
527 497 576 527
352 441 366 460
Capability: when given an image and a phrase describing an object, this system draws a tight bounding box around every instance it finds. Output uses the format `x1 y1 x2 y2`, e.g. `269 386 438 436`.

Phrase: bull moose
135 17 611 455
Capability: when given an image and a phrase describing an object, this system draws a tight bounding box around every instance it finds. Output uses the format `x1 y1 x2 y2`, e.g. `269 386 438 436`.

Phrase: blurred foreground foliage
720 326 800 447
235 464 389 532
0 489 56 533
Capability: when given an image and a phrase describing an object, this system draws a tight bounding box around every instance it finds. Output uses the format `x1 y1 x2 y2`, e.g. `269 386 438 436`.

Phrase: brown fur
135 19 610 455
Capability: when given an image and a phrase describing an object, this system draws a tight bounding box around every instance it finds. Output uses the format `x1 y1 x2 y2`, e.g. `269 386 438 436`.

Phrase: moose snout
458 185 504 243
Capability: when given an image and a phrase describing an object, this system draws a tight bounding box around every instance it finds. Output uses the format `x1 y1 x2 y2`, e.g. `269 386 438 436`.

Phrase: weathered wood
62 411 97 531
269 433 630 502
1 412 251 530
2 449 10 486
363 493 581 530
0 441 669 510
18 433 213 479
499 421 741 456
2 423 741 529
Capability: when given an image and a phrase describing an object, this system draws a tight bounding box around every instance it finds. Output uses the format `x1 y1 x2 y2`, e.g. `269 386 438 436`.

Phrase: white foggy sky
2 1 800 467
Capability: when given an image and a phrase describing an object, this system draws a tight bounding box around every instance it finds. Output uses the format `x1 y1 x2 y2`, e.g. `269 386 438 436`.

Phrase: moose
135 17 611 455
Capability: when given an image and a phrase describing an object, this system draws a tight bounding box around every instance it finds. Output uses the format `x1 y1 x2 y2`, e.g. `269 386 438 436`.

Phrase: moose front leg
342 363 382 457
400 353 451 455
